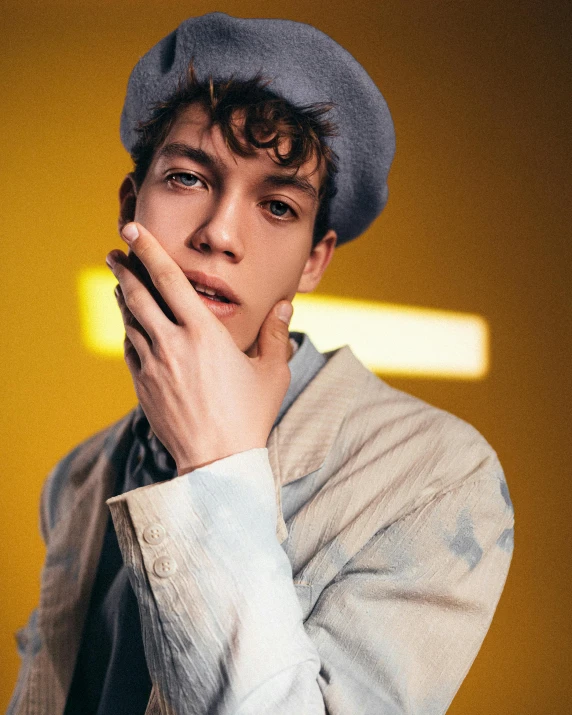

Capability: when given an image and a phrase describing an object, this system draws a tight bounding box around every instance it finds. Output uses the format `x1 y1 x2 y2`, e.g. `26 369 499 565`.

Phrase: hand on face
106 221 294 475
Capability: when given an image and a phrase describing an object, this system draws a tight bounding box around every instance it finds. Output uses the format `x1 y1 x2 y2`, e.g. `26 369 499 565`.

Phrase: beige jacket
9 345 514 714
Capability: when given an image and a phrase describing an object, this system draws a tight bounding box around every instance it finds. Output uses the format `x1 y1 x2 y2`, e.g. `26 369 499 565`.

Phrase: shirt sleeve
106 448 514 715
106 448 326 715
303 467 514 714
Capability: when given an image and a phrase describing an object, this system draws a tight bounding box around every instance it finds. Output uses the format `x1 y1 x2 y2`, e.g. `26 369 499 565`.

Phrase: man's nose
188 195 245 261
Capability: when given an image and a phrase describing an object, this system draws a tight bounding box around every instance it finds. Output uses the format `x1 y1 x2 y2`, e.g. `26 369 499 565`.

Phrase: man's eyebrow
157 142 225 171
261 173 319 206
157 141 319 205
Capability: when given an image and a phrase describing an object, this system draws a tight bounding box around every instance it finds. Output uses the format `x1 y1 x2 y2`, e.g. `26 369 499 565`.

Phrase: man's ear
118 174 138 234
297 229 337 293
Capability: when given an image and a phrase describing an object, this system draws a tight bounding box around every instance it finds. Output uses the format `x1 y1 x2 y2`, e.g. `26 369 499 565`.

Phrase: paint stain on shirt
445 508 483 571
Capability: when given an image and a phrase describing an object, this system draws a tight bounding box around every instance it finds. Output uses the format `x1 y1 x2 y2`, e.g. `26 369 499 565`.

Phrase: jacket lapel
267 345 367 487
268 345 368 542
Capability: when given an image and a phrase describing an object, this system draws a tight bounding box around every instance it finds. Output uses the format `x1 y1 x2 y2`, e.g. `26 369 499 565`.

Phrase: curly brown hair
130 61 339 247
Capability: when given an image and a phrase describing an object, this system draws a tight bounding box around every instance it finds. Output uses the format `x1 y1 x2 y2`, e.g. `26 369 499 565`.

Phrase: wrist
175 442 267 476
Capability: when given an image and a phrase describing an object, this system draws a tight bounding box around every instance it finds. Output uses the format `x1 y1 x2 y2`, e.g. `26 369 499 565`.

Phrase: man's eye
267 200 295 219
167 172 205 188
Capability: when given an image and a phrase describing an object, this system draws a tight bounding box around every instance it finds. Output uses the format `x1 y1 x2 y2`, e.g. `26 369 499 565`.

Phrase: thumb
257 301 294 364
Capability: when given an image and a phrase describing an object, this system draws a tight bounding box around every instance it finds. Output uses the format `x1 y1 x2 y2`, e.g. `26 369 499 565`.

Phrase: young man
9 12 514 715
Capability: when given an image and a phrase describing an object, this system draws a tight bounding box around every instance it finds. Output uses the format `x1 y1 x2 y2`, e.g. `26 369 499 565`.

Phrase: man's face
121 103 336 356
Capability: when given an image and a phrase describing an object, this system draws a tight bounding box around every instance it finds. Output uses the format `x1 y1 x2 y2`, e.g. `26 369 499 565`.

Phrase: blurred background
1 0 570 712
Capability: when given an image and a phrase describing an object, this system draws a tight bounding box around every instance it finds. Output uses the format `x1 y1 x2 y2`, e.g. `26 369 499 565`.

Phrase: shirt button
143 523 166 545
153 556 177 578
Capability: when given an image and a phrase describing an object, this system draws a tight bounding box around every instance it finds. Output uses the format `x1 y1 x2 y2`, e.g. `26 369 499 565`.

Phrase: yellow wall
2 1 570 711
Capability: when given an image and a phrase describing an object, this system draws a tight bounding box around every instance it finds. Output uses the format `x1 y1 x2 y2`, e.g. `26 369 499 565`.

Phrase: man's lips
183 270 240 304
193 292 240 319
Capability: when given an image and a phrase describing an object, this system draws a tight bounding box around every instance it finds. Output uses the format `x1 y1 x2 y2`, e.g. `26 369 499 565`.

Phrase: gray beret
120 12 395 246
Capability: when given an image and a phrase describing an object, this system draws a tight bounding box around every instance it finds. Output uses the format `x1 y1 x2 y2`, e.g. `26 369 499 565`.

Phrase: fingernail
277 303 293 324
122 222 139 243
106 253 116 269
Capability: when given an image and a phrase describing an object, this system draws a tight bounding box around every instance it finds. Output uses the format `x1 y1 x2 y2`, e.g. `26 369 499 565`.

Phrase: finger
123 334 142 373
114 284 152 359
256 301 294 367
107 249 173 343
120 222 208 328
126 250 178 324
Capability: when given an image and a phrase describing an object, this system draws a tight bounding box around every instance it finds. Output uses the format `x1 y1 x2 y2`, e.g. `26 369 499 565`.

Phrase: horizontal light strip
289 294 489 379
77 267 489 379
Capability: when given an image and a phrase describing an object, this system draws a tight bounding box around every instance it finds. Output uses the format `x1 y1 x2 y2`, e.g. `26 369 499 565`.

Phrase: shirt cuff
106 447 289 544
